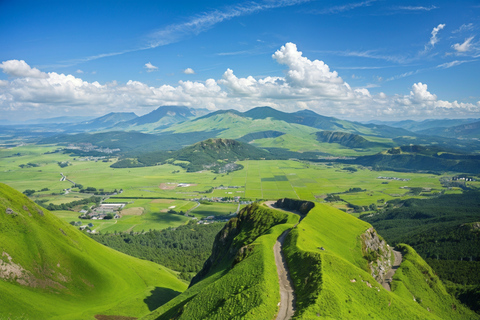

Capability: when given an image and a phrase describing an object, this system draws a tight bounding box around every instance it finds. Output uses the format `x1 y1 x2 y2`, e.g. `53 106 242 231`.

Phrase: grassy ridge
141 204 299 320
0 183 187 319
283 203 478 319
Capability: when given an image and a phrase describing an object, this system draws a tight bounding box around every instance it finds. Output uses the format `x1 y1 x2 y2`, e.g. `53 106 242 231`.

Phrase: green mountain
418 120 480 139
142 200 477 319
0 183 187 320
113 106 208 132
65 112 138 132
123 138 270 172
315 130 393 149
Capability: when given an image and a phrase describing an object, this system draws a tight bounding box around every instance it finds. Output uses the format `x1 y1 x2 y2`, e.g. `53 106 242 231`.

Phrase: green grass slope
141 203 300 320
0 183 187 320
283 203 478 319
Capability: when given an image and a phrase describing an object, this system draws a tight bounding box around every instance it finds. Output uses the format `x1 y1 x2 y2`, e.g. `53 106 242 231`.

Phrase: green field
2 144 478 232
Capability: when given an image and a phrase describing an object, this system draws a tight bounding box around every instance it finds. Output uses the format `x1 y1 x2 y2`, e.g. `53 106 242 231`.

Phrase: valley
1 105 480 319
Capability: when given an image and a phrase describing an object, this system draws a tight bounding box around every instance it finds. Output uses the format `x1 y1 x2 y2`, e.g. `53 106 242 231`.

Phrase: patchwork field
2 144 478 232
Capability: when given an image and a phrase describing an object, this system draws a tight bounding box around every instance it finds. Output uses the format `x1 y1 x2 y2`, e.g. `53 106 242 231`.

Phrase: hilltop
0 183 187 319
142 200 477 319
114 138 270 172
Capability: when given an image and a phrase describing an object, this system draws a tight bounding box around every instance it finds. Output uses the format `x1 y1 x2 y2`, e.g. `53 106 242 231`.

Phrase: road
381 250 403 291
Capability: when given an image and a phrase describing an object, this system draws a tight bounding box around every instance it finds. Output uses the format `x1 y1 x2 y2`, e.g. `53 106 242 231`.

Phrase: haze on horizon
1 0 479 122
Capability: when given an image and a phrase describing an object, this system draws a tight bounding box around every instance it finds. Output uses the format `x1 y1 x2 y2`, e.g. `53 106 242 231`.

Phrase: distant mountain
114 138 270 172
65 112 138 131
114 105 209 132
315 131 392 149
417 120 480 139
366 118 480 132
349 145 480 174
0 183 185 319
21 115 95 124
237 130 286 143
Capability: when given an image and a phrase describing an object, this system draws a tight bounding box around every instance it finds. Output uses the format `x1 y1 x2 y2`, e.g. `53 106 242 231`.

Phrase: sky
1 0 480 121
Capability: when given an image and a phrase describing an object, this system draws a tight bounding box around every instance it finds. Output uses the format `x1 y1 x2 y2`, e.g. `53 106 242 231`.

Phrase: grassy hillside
418 120 480 139
140 201 477 319
283 203 477 319
315 130 393 149
116 138 270 172
0 183 187 320
141 203 299 320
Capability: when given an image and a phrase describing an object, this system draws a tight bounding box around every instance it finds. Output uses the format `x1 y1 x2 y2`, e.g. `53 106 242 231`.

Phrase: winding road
265 201 302 320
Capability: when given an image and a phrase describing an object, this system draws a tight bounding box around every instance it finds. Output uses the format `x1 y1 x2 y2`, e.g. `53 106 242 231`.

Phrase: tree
23 189 35 196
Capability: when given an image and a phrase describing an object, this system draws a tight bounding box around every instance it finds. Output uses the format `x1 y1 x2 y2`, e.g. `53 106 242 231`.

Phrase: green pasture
2 144 475 230
190 202 239 218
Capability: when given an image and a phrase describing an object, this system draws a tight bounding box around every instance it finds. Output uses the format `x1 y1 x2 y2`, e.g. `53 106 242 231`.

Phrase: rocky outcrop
361 227 393 284
274 198 314 216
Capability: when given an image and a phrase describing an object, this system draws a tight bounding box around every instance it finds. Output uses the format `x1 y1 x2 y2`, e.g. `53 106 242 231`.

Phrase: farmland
1 144 478 231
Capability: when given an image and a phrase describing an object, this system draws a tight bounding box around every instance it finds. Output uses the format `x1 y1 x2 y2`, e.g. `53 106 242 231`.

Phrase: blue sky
1 0 479 121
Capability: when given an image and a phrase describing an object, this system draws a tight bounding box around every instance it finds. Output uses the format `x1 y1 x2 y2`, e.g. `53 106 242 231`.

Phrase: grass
0 183 187 319
142 204 300 320
1 144 473 232
283 203 478 319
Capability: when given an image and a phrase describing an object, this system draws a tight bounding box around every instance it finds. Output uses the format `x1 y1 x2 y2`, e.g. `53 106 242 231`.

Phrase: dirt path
274 230 296 320
265 201 301 320
381 250 402 291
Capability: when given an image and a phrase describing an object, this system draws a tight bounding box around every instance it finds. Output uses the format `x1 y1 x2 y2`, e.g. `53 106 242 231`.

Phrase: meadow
1 144 477 231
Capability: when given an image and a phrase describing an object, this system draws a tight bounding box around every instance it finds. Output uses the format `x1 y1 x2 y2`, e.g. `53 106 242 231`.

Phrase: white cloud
76 69 84 74
0 60 47 78
453 36 475 53
312 0 376 15
437 60 475 69
183 68 195 74
452 23 474 34
144 62 158 72
396 5 437 11
424 23 446 51
1 44 479 121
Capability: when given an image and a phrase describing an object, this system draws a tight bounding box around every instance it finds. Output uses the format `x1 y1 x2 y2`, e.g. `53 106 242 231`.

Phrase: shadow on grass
144 287 182 311
148 212 186 222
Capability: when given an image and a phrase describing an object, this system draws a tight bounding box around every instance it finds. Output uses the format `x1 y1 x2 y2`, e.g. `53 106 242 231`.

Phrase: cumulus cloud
1 43 479 121
0 60 47 78
453 36 475 53
144 62 158 72
183 68 195 74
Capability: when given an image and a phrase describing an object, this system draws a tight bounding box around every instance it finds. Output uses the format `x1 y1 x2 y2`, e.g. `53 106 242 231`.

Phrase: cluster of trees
23 187 49 196
19 162 39 168
37 196 101 211
89 222 224 280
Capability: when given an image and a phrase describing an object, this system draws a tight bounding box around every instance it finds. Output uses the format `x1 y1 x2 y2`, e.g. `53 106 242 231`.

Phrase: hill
65 112 138 132
113 106 208 132
315 130 393 149
362 192 480 313
118 138 270 172
349 145 480 174
366 118 480 132
418 120 480 139
142 200 477 319
0 183 187 319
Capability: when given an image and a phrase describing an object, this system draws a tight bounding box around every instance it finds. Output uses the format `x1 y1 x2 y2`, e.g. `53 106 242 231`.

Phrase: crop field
2 144 478 232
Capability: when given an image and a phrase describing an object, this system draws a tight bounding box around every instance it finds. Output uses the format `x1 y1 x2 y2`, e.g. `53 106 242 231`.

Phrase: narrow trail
265 201 303 320
381 250 403 291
